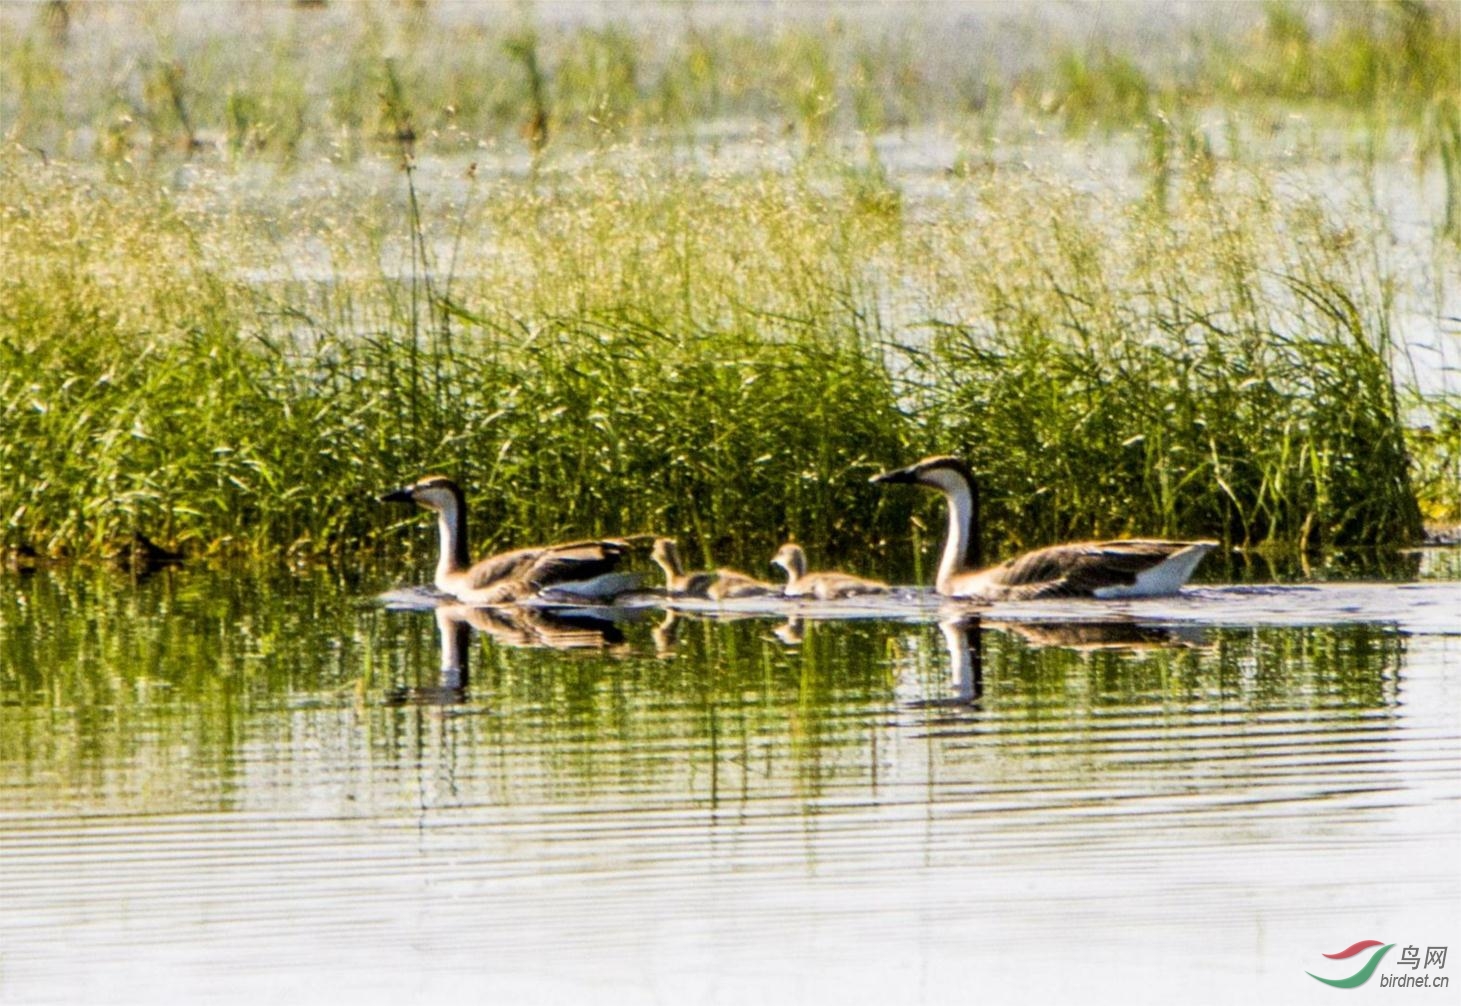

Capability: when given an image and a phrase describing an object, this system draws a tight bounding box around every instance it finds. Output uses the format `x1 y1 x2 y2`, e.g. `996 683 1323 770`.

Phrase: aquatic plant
0 144 1432 563
0 155 914 562
4 2 1452 164
909 172 1424 551
1218 1 1460 112
1408 394 1461 530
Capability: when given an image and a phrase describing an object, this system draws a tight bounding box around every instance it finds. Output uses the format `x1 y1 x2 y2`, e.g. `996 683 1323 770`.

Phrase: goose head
872 455 983 580
379 475 465 515
650 537 682 573
870 455 975 494
380 475 474 580
770 542 806 582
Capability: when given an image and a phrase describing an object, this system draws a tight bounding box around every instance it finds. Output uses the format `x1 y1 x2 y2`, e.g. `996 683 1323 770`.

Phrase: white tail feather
1092 543 1217 599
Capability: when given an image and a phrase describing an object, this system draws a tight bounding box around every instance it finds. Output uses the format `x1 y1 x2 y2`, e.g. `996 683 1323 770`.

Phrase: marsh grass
0 154 920 563
1218 1 1459 112
1 1 1451 565
6 1 1453 269
1409 393 1461 529
4 3 1455 162
907 175 1425 551
0 144 1430 563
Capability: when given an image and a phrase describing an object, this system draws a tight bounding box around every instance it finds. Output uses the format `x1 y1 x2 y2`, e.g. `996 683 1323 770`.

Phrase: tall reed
0 147 1431 563
907 174 1424 551
4 2 1454 162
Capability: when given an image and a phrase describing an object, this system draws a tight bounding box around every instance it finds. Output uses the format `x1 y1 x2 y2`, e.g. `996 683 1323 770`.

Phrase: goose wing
990 540 1197 598
463 539 627 591
707 570 778 599
680 571 718 597
521 539 628 588
804 572 889 599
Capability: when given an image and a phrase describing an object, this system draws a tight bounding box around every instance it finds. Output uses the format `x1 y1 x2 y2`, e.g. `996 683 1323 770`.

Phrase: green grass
907 177 1425 550
0 156 917 563
0 2 1452 565
4 2 1452 254
1409 393 1461 529
3 2 1455 159
0 144 1430 564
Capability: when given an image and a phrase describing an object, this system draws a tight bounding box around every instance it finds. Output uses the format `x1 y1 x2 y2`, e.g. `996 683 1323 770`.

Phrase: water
2 563 1459 1004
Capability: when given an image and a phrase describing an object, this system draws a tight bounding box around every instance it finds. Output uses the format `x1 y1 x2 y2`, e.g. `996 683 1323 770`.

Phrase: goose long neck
936 472 980 593
435 496 470 581
654 546 687 591
777 547 806 587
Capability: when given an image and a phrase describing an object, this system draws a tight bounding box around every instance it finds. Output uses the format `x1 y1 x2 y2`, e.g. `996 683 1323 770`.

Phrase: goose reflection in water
988 619 1208 652
380 594 1209 708
900 616 986 711
384 603 630 706
651 609 682 657
918 616 1211 710
771 617 806 646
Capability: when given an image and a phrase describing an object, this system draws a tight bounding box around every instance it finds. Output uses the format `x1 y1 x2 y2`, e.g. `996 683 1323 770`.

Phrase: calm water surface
2 562 1458 1004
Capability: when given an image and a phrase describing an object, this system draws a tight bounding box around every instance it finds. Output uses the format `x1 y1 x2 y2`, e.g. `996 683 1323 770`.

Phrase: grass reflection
0 567 1407 819
970 619 1400 715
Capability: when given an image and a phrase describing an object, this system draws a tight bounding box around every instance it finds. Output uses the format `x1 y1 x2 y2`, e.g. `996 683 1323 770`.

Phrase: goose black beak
870 465 918 485
379 487 415 504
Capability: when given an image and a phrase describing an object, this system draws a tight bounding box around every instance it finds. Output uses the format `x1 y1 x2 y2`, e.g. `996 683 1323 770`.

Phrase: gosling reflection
772 616 806 646
652 609 682 657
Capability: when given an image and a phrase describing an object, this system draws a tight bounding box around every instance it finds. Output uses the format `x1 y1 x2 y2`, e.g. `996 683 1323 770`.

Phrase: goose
871 455 1217 600
770 542 889 599
650 538 716 597
651 537 779 599
5 542 42 573
380 475 633 604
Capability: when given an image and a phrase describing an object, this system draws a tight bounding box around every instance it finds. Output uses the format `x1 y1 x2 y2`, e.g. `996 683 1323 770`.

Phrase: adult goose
381 475 632 604
651 537 778 600
770 543 888 600
871 456 1216 600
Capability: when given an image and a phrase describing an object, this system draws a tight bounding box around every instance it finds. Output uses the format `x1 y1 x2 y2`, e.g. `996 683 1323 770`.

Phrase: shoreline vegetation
2 1 1457 567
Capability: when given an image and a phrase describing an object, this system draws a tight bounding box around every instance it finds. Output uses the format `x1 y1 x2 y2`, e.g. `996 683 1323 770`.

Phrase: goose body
770 543 888 600
381 475 631 604
872 456 1216 601
652 537 777 599
706 569 779 600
